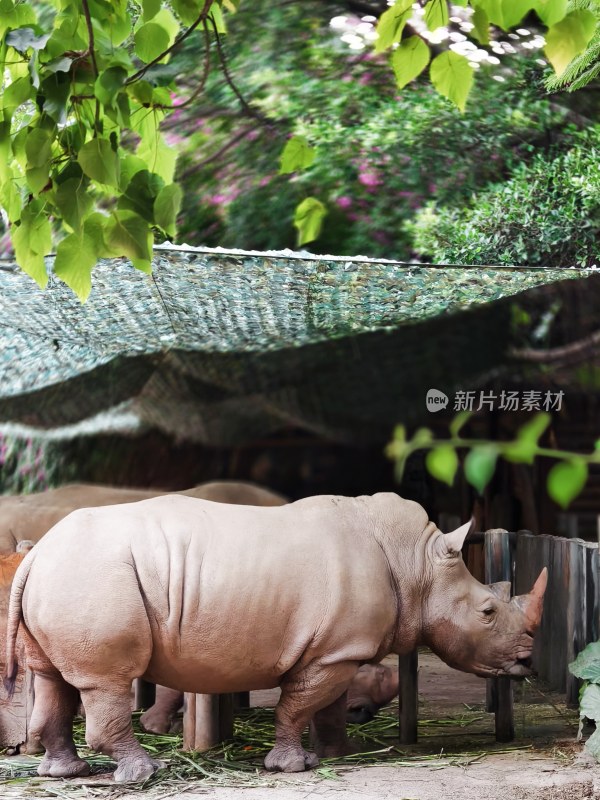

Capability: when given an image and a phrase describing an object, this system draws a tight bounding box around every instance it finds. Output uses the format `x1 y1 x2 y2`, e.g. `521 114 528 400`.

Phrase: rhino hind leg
265 661 358 773
31 673 90 778
81 684 164 783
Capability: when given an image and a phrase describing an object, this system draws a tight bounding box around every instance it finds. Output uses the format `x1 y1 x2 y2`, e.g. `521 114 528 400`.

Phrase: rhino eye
482 607 495 617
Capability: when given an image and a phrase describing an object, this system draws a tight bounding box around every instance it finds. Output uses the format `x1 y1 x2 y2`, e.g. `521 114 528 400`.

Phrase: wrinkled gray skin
5 493 546 782
140 663 399 734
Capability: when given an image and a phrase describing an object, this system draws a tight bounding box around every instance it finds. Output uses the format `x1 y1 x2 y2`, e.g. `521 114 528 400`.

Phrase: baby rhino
140 663 399 734
5 493 546 781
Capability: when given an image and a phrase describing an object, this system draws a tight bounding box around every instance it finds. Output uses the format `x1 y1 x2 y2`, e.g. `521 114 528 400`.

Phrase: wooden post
484 529 514 742
183 693 220 751
565 539 587 708
398 650 418 744
133 679 156 711
586 543 599 645
234 691 250 710
218 693 234 741
549 538 567 692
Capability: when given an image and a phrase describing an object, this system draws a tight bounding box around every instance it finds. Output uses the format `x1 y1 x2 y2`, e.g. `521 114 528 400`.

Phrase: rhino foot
139 709 171 735
264 745 319 772
113 756 164 783
38 754 91 778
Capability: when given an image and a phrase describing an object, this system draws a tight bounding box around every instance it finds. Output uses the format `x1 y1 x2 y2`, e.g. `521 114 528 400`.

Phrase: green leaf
392 36 431 89
570 642 600 682
293 197 327 246
53 230 99 302
55 178 93 232
94 67 128 108
39 72 71 124
580 684 600 722
534 0 567 27
26 165 50 195
471 7 490 45
449 411 472 438
2 76 32 114
209 3 227 34
518 412 551 445
375 0 413 53
501 0 537 28
584 727 600 761
430 52 474 112
78 138 120 188
545 10 597 77
135 21 170 63
118 169 164 222
0 168 22 222
464 446 498 494
6 27 50 52
171 0 205 26
11 203 52 288
547 458 588 509
142 0 162 20
25 128 53 169
279 136 316 175
426 445 458 486
154 183 183 237
424 0 449 31
105 210 153 271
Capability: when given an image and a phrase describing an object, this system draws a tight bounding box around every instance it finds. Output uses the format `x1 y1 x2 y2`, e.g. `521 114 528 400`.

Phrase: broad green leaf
293 197 327 246
426 445 458 486
152 8 180 42
171 0 206 26
53 230 99 302
134 21 170 63
501 0 537 28
471 7 490 45
26 165 49 195
430 51 474 112
570 642 600 682
11 203 52 288
534 0 567 27
580 684 600 722
5 27 50 52
78 138 120 188
279 136 316 175
94 66 128 108
584 727 600 761
129 80 154 105
424 0 449 31
137 127 177 183
545 10 597 77
25 129 53 169
547 458 588 508
392 36 431 89
142 0 162 20
0 169 21 222
83 213 113 258
154 183 183 237
39 72 71 124
105 210 153 271
375 0 413 53
209 3 227 34
55 178 93 231
118 169 164 222
0 0 36 39
2 76 32 113
464 446 498 494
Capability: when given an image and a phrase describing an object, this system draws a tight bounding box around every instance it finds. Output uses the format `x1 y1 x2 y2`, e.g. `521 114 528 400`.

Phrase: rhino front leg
31 673 90 778
140 686 182 734
265 661 358 773
81 684 164 783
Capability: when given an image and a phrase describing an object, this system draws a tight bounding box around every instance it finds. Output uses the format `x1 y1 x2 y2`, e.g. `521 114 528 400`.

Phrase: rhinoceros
4 493 546 782
140 663 399 734
0 480 287 554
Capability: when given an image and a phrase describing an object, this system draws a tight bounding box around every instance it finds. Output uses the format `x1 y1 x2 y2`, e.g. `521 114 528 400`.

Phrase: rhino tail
3 550 36 698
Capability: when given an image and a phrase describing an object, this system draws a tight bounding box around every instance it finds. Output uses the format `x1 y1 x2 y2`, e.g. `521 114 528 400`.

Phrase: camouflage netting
0 245 598 445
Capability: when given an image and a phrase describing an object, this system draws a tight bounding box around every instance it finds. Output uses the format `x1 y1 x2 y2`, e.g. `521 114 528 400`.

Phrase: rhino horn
513 568 548 632
438 518 474 558
488 581 512 602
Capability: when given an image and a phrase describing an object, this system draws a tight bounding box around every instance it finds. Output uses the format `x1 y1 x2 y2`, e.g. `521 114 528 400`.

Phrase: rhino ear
488 581 512 602
438 519 474 559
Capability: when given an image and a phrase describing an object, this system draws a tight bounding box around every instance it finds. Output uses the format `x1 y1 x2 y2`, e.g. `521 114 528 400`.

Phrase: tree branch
511 329 600 364
81 0 99 77
179 126 260 179
126 0 214 84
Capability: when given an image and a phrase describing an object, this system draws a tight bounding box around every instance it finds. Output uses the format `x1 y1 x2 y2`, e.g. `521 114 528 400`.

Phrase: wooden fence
399 528 599 744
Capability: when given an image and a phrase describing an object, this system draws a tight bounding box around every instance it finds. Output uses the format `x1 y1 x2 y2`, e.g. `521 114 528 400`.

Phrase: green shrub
409 129 600 267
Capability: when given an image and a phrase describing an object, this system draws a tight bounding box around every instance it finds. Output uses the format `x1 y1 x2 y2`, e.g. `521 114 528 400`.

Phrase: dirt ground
1 651 599 800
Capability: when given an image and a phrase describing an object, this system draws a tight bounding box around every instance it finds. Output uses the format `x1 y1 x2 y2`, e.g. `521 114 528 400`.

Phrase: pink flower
336 196 352 209
359 73 373 86
358 171 381 189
